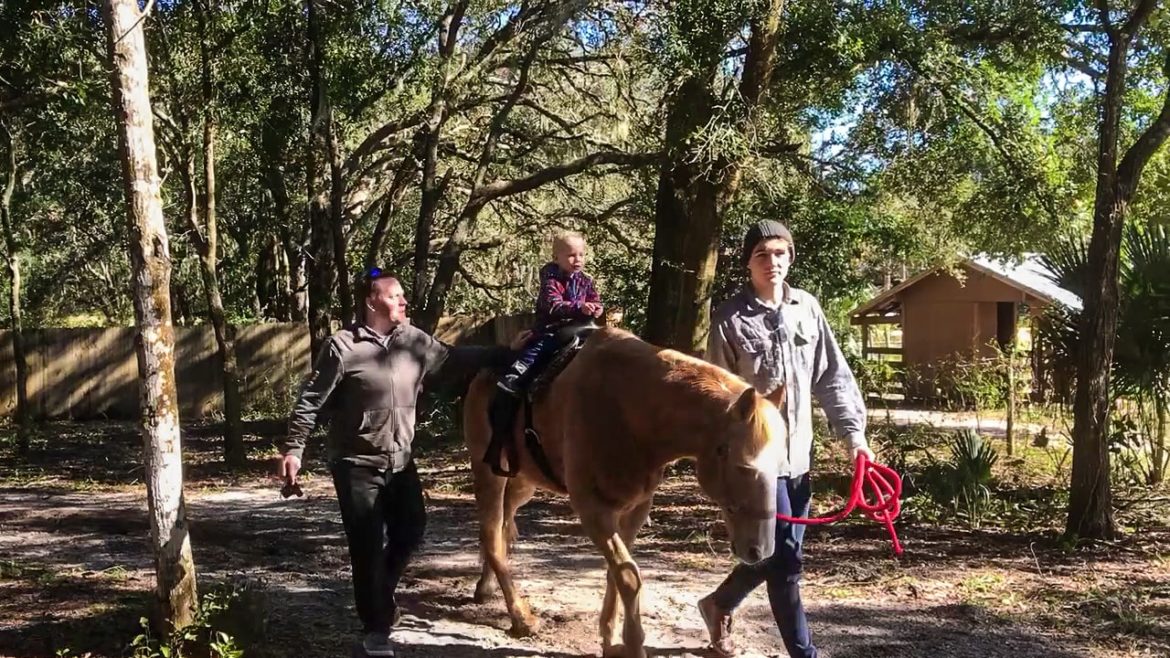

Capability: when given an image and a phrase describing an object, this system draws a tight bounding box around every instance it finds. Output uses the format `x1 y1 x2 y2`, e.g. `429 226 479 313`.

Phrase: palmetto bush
1037 223 1170 484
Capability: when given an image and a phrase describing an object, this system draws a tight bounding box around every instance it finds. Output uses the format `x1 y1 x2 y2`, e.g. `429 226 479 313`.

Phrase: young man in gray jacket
700 221 873 658
278 269 518 657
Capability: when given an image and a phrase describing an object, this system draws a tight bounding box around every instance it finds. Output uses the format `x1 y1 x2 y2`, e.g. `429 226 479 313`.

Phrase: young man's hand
852 445 875 462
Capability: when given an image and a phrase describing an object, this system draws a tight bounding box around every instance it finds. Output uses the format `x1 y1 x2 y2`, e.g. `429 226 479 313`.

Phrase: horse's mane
595 328 779 454
661 352 745 399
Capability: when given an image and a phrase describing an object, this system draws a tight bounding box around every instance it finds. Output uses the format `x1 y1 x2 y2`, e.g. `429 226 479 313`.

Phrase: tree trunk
1151 395 1167 486
255 233 279 318
195 0 245 468
413 108 446 309
645 64 721 353
327 116 352 323
306 0 335 354
288 237 309 322
645 89 722 353
275 236 293 321
367 159 414 269
644 1 783 353
1068 10 1137 541
260 104 301 322
102 0 198 630
411 5 460 309
1067 196 1124 540
1006 345 1015 456
418 42 547 334
0 125 31 453
1064 0 1170 544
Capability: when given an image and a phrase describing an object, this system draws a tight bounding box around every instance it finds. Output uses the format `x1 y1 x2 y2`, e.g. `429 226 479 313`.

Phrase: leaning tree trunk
1068 196 1124 540
411 4 460 309
102 0 198 629
367 159 414 269
645 75 723 353
260 103 304 322
1067 0 1170 539
327 116 353 324
0 125 32 454
305 0 336 354
645 1 783 353
195 0 245 467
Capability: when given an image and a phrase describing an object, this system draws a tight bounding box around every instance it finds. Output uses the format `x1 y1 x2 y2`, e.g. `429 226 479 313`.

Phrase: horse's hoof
473 579 497 603
601 644 647 658
507 616 540 638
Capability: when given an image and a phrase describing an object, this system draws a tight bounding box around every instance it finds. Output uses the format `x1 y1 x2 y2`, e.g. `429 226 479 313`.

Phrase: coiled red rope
776 453 904 557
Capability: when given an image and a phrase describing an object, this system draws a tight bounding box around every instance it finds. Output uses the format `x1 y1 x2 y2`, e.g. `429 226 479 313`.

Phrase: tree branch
1061 22 1108 33
472 150 660 204
738 0 784 107
473 1 539 66
911 62 1062 223
1120 0 1158 40
344 95 506 176
470 40 541 190
1059 54 1104 79
456 261 516 291
1095 0 1114 35
1116 55 1170 200
543 53 615 67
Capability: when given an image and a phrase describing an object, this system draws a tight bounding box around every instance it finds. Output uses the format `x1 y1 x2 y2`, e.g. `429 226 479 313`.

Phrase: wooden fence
0 314 526 421
0 323 310 421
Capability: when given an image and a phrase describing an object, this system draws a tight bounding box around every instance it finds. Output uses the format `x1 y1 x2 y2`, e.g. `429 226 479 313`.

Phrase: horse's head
695 386 787 565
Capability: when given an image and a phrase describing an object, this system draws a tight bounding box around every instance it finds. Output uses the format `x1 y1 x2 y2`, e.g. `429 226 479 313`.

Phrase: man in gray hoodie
278 268 517 657
700 221 873 658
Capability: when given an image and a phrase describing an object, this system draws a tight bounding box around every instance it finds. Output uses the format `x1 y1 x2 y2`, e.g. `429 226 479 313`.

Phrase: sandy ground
0 417 1167 658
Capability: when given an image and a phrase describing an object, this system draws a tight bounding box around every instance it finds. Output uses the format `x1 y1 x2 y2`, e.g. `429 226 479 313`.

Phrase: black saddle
483 321 600 485
527 322 600 399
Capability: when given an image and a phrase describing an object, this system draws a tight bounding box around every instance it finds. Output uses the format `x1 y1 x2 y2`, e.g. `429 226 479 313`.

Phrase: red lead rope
776 453 904 557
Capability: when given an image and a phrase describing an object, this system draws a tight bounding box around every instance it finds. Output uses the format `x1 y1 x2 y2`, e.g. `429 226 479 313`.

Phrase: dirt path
1 425 1167 658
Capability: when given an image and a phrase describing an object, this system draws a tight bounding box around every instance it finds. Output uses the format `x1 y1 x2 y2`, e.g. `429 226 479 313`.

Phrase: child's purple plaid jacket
535 262 601 329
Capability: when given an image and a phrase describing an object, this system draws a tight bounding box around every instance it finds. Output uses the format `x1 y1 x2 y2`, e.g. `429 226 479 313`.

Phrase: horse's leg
617 500 652 651
598 498 653 656
477 477 536 600
473 464 539 637
503 477 536 552
581 507 648 658
472 462 506 604
500 478 539 636
599 572 619 654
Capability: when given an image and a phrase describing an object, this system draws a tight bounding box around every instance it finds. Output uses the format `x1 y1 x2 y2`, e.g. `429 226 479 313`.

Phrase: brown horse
462 327 788 658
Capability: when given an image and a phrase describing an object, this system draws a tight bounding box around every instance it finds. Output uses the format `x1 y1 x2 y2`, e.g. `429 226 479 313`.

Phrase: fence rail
0 314 511 421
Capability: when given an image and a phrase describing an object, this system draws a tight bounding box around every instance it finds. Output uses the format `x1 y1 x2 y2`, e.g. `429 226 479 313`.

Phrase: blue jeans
710 473 816 658
515 331 559 372
502 331 560 386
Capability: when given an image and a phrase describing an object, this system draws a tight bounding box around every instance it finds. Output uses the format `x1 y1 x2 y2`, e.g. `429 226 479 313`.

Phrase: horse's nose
746 546 762 563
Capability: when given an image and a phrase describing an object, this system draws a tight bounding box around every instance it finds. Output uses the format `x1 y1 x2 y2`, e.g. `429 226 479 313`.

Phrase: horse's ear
765 385 787 411
730 388 757 421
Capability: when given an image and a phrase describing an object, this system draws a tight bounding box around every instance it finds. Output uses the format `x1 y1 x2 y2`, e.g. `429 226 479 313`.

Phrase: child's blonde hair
551 230 586 257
